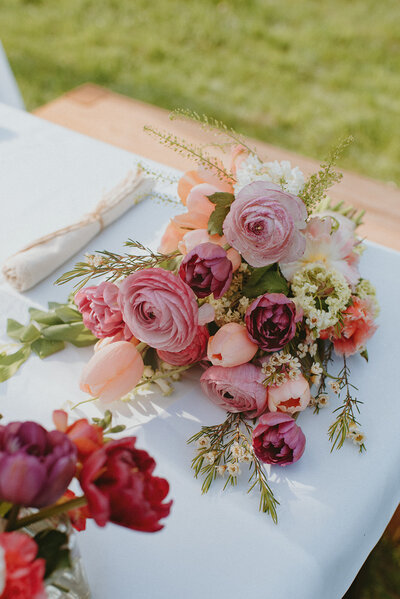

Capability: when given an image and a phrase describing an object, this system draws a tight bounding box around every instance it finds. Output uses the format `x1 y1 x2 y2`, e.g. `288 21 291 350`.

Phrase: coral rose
207 322 258 367
245 293 298 352
320 296 377 356
80 341 144 403
267 375 311 414
0 532 46 599
157 325 209 366
0 422 76 508
252 412 306 466
79 437 172 532
179 242 233 299
75 281 131 340
223 180 307 267
118 268 199 352
200 364 268 418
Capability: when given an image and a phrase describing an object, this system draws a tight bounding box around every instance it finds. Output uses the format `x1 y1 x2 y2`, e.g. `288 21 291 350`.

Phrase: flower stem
10 497 88 531
5 504 20 531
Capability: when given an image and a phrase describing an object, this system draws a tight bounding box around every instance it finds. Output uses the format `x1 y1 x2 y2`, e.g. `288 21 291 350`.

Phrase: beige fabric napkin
2 169 155 292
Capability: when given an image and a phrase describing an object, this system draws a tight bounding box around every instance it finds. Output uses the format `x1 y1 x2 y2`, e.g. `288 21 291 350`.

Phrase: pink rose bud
200 363 268 418
252 412 306 466
207 322 258 367
223 181 307 267
267 375 311 414
80 341 144 403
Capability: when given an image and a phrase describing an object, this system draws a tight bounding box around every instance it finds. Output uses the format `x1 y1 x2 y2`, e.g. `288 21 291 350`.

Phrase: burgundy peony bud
179 242 233 299
252 412 306 466
0 421 77 508
79 437 172 532
245 293 297 352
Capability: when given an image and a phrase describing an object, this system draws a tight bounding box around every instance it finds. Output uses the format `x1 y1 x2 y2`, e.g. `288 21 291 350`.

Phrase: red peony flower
0 532 46 599
79 437 172 532
320 296 377 356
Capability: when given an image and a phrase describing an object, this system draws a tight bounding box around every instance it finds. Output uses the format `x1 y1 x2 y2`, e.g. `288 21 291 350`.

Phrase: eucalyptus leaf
28 308 63 326
31 338 66 359
0 345 31 382
243 267 289 298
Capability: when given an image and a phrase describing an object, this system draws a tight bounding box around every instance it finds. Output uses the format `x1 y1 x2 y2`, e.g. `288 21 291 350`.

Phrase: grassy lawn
2 0 400 185
1 1 400 596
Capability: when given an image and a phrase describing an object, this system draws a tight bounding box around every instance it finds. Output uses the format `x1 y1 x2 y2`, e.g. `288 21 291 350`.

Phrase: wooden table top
34 83 400 251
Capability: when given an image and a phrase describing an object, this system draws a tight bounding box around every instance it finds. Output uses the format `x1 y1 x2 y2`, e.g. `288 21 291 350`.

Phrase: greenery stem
5 504 20 531
11 497 88 531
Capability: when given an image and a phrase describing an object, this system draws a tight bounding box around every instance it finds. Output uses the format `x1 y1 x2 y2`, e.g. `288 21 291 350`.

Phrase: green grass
2 0 400 184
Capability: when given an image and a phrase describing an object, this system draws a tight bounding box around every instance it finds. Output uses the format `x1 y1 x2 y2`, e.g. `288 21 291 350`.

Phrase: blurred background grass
1 1 400 596
2 0 400 185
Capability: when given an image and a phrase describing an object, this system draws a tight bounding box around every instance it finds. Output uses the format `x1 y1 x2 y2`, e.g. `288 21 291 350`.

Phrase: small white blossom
308 343 318 357
231 443 242 458
330 380 341 394
216 465 227 476
316 393 329 407
143 366 155 379
352 432 365 446
227 462 241 476
310 363 323 375
204 451 217 465
197 435 211 450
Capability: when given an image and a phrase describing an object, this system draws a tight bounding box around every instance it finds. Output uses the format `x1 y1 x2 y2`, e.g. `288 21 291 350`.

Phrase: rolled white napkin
2 168 155 292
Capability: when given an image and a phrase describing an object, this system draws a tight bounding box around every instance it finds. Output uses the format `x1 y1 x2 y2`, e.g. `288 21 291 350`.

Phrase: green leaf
7 319 41 343
158 255 182 271
34 529 71 578
48 302 65 310
28 308 63 326
360 348 369 362
0 345 31 382
54 305 82 323
6 319 26 340
42 322 96 346
31 338 66 359
207 192 235 236
243 267 289 298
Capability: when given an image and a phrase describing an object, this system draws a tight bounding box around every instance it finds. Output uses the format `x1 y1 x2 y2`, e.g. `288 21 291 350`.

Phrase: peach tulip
173 183 219 231
178 170 204 205
159 221 186 254
267 375 311 414
80 341 144 403
207 322 258 367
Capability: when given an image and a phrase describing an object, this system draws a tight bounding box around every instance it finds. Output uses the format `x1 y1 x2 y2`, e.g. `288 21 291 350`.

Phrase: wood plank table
34 83 400 252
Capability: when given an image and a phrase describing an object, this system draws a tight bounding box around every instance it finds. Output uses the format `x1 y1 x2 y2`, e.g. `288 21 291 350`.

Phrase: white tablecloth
0 103 399 599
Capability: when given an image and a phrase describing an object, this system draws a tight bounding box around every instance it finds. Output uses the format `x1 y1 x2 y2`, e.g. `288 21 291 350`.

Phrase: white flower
316 393 329 407
234 156 305 195
216 465 227 476
309 343 317 357
310 363 323 375
227 462 241 476
329 380 341 394
204 452 217 465
197 435 211 450
231 443 242 458
143 366 155 379
239 452 252 463
352 432 365 446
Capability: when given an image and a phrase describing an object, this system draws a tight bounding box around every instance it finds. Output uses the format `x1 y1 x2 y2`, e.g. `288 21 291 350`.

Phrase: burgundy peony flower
0 532 46 599
118 268 199 353
0 422 77 508
75 281 131 339
79 437 172 532
179 242 233 299
200 364 268 418
245 293 298 352
157 325 209 366
252 412 306 466
223 181 307 267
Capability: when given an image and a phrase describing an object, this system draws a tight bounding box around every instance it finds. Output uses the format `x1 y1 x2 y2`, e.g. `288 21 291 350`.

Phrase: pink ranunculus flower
280 216 360 287
252 412 306 466
118 268 199 352
0 532 46 599
207 322 258 367
320 296 377 356
267 375 311 414
80 341 144 403
200 364 268 418
245 293 298 352
157 325 209 366
75 281 131 340
223 181 307 267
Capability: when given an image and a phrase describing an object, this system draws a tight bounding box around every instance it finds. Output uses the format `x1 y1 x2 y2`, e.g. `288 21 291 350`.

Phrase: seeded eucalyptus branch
188 412 279 522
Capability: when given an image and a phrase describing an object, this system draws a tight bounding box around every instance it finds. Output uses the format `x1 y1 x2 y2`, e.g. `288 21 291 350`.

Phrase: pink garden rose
252 412 306 466
118 268 199 352
320 296 377 356
157 325 209 366
207 322 258 367
245 293 298 352
223 181 307 267
200 364 268 418
179 242 233 299
75 282 131 339
267 375 311 414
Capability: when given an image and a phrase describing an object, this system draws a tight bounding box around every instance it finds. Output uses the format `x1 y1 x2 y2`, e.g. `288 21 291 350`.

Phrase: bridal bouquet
2 114 379 521
0 410 171 598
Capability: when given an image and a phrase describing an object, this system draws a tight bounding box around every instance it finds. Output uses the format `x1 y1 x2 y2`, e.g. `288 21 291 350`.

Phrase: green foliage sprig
299 136 353 213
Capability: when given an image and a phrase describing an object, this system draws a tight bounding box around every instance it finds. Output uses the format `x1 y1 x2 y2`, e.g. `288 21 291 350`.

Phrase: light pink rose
267 375 311 414
223 181 307 267
118 268 198 352
157 325 209 366
200 363 268 418
207 322 258 367
80 341 144 403
75 282 131 339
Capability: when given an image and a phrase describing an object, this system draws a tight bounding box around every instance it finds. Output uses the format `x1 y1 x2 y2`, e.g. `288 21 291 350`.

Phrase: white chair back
0 41 25 110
